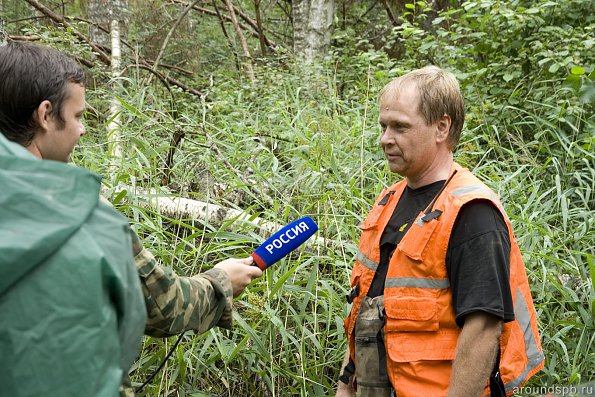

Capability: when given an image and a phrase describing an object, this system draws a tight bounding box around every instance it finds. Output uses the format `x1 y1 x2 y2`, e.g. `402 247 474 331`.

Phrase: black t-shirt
367 181 515 327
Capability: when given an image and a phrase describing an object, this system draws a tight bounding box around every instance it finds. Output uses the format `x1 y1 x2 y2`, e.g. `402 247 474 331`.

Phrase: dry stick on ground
7 34 40 41
108 185 329 250
222 0 256 81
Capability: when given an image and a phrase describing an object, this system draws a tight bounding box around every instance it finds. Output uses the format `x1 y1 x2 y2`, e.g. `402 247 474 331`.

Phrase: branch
8 34 41 41
253 0 267 57
152 0 202 77
383 0 399 26
24 0 111 64
161 128 186 186
169 0 277 49
143 59 193 77
135 61 204 97
9 35 97 67
23 1 202 96
212 0 243 73
222 0 255 81
357 1 380 24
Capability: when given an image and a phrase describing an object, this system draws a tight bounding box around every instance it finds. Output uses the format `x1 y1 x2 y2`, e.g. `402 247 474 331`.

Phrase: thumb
238 256 254 265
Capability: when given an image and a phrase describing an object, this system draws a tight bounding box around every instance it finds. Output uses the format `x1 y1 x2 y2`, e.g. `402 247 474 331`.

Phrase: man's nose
380 128 393 145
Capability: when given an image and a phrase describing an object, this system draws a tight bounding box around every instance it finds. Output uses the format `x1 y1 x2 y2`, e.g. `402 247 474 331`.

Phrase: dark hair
0 40 84 145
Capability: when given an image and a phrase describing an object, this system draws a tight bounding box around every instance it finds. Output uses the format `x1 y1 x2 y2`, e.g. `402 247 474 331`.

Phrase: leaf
405 3 415 9
503 73 514 82
570 66 585 75
112 189 128 205
578 81 595 105
538 57 551 67
549 63 560 73
232 312 267 356
565 74 582 91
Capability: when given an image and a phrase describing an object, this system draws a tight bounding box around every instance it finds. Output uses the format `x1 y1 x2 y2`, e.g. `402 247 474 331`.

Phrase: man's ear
435 114 451 143
32 100 53 133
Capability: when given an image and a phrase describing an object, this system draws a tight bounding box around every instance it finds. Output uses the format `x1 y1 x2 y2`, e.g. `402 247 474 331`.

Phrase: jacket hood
0 134 101 295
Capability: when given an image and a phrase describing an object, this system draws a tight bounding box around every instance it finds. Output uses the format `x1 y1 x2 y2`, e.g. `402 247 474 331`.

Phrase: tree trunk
253 0 267 57
107 18 123 166
223 0 256 81
0 0 6 45
88 0 128 49
105 186 327 250
292 0 335 64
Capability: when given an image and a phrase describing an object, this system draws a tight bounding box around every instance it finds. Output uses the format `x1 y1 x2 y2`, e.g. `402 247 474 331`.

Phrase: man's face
378 83 441 180
42 83 86 162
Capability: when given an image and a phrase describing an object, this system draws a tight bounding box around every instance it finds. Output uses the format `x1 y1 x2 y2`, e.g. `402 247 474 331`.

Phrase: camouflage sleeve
130 229 233 338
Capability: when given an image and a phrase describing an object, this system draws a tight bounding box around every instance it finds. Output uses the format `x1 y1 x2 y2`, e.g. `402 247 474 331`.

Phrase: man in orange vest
336 66 544 397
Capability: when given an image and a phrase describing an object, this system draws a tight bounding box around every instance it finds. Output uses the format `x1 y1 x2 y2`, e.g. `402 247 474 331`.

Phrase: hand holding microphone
215 257 262 297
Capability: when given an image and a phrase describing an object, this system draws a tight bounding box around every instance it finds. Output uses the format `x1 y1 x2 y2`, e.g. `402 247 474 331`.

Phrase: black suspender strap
489 348 506 397
339 358 355 385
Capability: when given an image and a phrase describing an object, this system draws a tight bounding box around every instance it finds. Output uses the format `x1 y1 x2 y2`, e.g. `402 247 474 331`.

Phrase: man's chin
388 162 406 175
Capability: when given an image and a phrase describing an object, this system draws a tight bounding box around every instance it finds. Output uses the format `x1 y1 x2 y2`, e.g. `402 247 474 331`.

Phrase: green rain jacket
0 134 147 397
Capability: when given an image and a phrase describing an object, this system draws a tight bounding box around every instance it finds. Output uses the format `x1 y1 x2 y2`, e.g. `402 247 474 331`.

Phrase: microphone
251 216 318 270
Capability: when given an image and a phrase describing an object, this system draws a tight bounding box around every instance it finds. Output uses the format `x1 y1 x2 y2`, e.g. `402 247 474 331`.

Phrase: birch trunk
292 0 335 64
105 186 327 248
0 0 5 46
88 0 128 48
107 18 123 164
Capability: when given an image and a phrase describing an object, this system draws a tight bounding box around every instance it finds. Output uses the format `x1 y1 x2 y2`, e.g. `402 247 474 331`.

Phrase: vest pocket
397 211 441 262
384 295 439 332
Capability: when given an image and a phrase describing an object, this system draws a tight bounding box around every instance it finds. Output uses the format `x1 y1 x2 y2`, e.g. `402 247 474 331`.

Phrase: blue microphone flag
251 216 318 270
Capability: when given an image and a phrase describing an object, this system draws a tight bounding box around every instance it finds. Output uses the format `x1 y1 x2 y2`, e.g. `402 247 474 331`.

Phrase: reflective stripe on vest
357 250 379 272
505 288 546 392
385 277 450 289
451 185 510 222
357 249 451 289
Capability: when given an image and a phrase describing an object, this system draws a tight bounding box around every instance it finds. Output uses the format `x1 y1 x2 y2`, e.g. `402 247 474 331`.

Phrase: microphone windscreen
251 216 318 270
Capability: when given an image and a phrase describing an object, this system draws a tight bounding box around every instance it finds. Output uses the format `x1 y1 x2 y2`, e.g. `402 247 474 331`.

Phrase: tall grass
73 55 595 396
65 1 595 394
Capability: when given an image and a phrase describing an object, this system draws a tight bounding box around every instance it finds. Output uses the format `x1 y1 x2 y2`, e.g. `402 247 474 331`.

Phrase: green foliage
4 0 594 394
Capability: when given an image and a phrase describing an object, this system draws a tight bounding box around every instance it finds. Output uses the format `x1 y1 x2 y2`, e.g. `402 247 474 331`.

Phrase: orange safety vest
344 163 544 396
